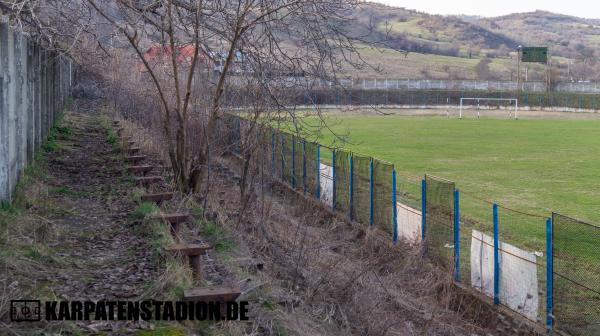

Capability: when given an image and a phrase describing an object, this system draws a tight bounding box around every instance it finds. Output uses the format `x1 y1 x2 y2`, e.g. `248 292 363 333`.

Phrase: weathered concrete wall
396 202 422 243
337 78 600 93
470 230 539 321
0 23 73 203
319 163 334 207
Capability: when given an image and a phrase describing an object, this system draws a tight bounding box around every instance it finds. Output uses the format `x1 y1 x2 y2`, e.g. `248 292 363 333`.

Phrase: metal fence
340 78 547 92
552 213 600 335
292 88 600 112
223 114 600 335
0 23 73 202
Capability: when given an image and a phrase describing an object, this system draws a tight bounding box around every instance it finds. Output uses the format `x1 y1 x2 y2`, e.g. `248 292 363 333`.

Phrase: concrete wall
344 79 546 92
337 78 600 94
319 163 334 207
396 202 422 243
471 230 539 321
0 23 73 203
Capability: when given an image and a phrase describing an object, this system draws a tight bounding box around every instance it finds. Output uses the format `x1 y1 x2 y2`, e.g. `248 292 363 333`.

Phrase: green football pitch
293 111 600 252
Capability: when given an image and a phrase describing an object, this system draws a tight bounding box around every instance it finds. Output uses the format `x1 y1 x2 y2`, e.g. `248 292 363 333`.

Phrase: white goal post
459 97 518 119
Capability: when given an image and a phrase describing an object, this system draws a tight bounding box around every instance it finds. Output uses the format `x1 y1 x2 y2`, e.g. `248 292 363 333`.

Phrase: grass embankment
0 112 74 315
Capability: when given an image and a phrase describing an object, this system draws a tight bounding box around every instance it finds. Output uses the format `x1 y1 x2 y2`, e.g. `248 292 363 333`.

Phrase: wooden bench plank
128 147 141 154
128 165 153 174
153 214 189 242
135 176 163 185
152 213 189 224
140 192 173 203
166 243 211 256
125 155 146 163
184 286 241 302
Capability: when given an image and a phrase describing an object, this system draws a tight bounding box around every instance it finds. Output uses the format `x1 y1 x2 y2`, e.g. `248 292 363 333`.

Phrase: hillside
474 11 600 80
352 3 518 58
475 11 600 59
342 3 599 81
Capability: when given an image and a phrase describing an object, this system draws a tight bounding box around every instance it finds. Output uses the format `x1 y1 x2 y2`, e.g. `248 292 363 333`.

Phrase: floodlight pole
517 45 522 92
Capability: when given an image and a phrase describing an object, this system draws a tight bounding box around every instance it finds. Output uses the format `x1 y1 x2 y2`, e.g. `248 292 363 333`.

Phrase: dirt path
5 100 160 334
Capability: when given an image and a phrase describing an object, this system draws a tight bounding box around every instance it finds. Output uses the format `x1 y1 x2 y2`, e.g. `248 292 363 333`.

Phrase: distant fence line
284 88 600 111
337 78 600 94
220 114 600 336
0 23 73 202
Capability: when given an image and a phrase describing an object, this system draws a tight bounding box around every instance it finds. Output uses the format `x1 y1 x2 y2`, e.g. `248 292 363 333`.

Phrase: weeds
42 113 73 153
97 115 121 150
49 186 91 197
129 202 159 221
198 219 235 254
137 326 187 336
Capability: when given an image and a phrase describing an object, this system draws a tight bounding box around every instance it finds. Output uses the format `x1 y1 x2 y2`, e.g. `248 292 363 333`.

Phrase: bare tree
80 0 366 198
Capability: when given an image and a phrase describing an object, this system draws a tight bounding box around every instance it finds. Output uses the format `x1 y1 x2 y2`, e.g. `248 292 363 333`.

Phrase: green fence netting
396 175 421 211
304 141 318 196
273 131 283 179
319 145 334 207
281 133 295 185
498 206 548 322
372 159 393 232
352 154 371 224
553 213 600 336
219 114 238 153
425 174 455 270
296 89 600 111
292 137 303 190
334 149 351 216
257 125 272 182
456 193 494 288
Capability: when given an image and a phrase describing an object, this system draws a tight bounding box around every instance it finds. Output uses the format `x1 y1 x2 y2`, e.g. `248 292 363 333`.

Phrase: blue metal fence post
421 179 426 241
493 203 500 305
291 136 296 188
302 140 307 195
349 154 354 221
281 135 285 181
316 144 321 199
392 169 398 244
369 159 374 227
332 150 336 211
546 216 554 330
454 189 460 282
271 132 275 175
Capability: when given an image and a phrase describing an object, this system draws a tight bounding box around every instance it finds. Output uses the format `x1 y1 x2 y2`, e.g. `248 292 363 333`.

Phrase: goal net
459 98 518 119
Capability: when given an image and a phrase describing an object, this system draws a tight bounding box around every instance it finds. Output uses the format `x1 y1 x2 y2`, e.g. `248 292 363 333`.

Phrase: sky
374 0 600 19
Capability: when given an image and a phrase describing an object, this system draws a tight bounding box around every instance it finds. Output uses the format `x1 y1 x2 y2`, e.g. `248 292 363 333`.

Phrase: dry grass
194 154 544 335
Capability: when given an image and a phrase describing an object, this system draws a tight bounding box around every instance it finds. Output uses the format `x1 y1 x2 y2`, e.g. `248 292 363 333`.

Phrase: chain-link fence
222 114 599 334
372 159 394 233
497 206 548 322
352 154 371 224
290 89 600 111
553 213 600 336
425 175 455 270
334 149 351 216
304 141 319 196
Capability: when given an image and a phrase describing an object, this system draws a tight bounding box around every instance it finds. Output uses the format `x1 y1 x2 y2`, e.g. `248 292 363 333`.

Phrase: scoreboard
521 47 548 63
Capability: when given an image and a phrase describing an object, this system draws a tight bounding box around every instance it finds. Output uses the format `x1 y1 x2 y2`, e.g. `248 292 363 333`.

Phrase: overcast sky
374 0 599 19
